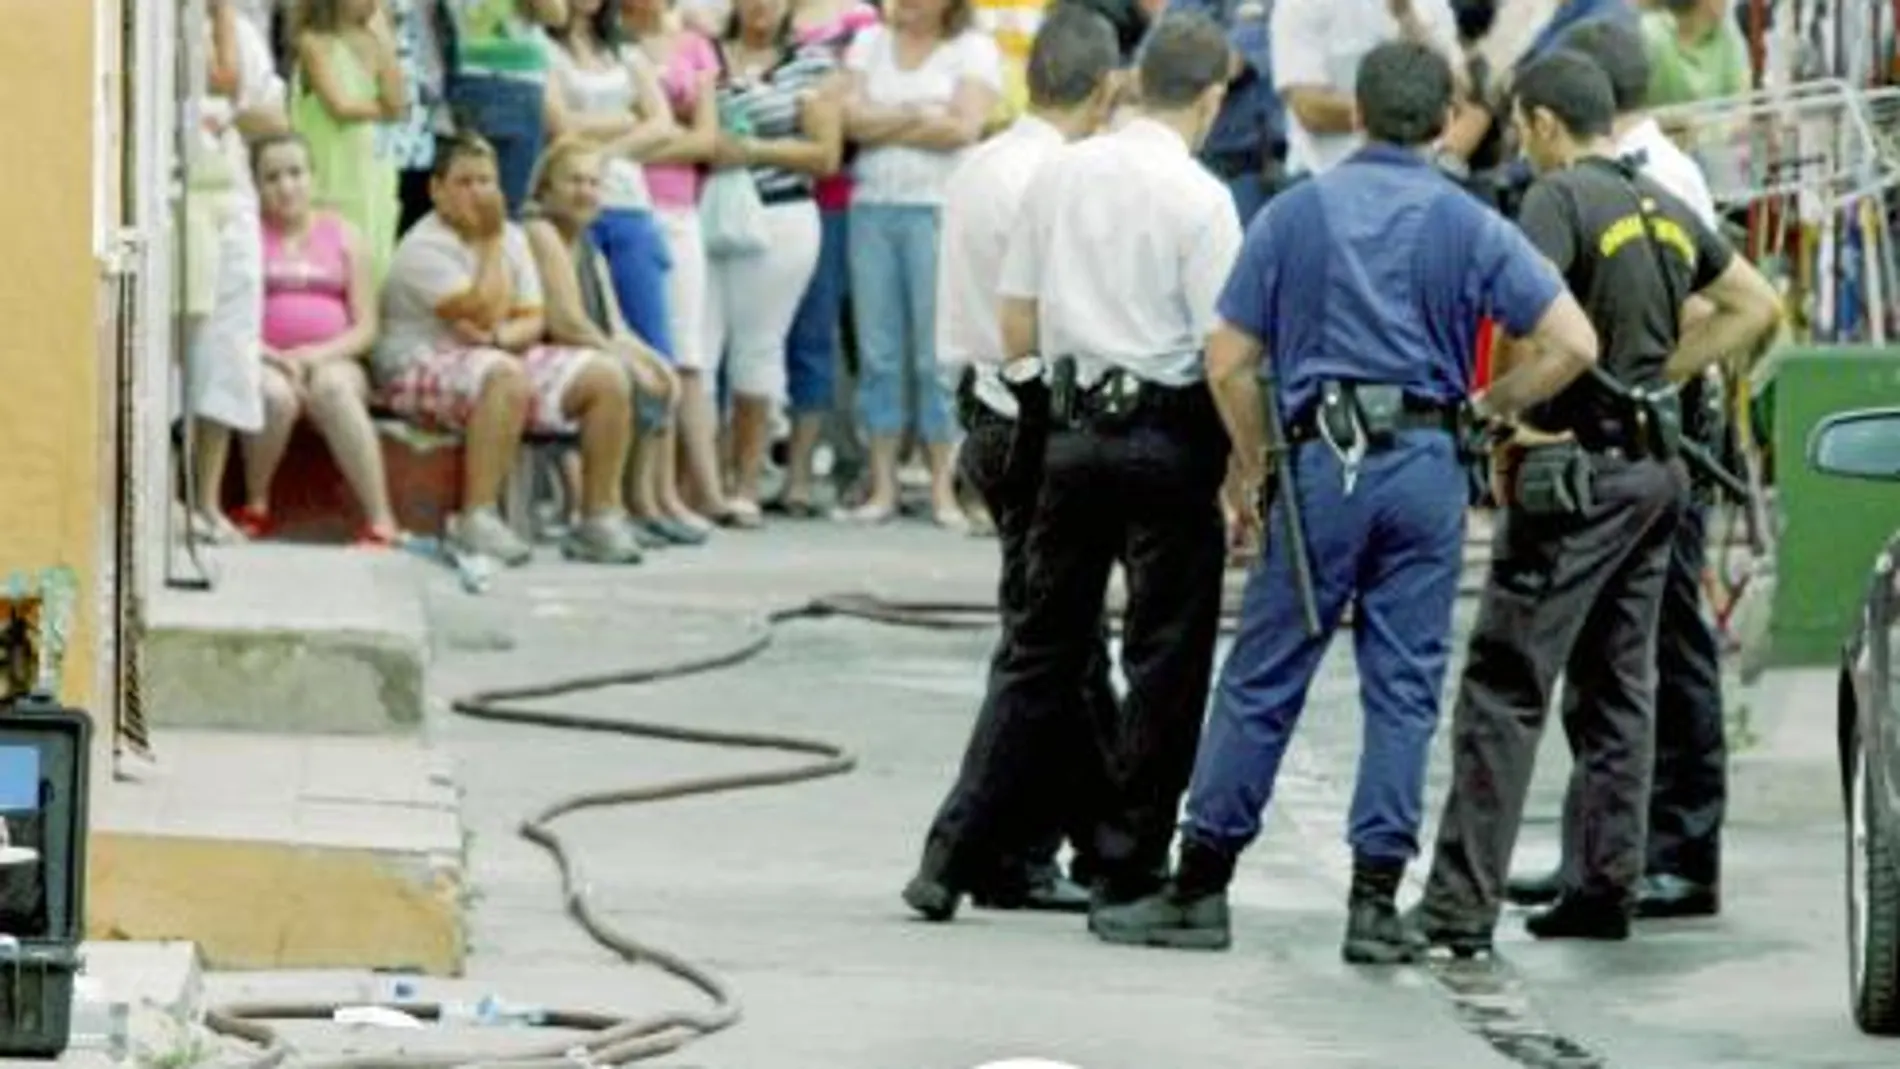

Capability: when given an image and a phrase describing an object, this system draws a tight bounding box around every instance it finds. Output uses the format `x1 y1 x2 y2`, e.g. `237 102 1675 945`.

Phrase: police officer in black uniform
1413 50 1782 951
910 4 1126 919
902 12 1246 923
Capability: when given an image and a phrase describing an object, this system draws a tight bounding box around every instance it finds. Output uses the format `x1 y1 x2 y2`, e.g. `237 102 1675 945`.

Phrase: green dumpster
1771 346 1900 665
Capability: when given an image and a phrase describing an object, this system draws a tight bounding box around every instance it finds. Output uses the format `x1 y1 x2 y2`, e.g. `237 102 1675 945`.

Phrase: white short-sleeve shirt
1271 0 1462 176
374 215 545 378
936 115 1066 417
844 26 1003 206
998 118 1243 389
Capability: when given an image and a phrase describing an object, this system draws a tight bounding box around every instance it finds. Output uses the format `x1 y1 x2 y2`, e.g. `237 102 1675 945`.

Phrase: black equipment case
0 696 91 1058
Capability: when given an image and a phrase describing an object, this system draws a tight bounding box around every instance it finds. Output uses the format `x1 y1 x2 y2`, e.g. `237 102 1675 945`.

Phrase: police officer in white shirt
1271 0 1465 177
1502 17 1732 924
902 12 1244 923
903 4 1125 921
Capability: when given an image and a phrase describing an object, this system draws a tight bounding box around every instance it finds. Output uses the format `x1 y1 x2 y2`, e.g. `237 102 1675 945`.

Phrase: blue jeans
1184 433 1468 864
590 208 676 360
785 207 849 415
446 74 544 216
848 203 952 443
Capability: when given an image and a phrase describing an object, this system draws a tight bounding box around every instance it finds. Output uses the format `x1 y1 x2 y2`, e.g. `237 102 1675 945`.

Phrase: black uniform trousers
921 402 1121 889
935 389 1229 896
1556 495 1727 891
1420 453 1689 927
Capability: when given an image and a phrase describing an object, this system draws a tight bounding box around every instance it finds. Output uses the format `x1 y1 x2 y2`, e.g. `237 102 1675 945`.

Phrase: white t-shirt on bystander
844 25 1003 206
375 215 546 378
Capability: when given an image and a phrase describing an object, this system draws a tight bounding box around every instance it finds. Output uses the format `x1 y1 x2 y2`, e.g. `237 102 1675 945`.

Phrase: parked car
1810 407 1900 1035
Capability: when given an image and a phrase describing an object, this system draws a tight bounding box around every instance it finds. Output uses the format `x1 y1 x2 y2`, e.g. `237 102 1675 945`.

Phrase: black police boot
1088 840 1234 951
901 839 963 923
1341 857 1427 965
1524 893 1631 941
1632 873 1719 919
1504 868 1564 907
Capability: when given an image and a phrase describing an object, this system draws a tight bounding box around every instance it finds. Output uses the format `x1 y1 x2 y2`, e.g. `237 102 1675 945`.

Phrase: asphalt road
218 520 1900 1069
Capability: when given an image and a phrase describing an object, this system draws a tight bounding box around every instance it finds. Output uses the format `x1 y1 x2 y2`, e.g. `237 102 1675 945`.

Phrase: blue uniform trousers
1184 432 1468 864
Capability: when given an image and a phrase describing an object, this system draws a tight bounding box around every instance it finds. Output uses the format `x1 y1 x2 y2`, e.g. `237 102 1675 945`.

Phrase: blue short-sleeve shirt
1216 144 1565 419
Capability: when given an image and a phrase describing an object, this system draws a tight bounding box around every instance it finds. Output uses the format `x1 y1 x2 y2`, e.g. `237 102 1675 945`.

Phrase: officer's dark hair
1136 12 1231 110
1513 49 1618 139
1025 3 1122 109
1355 41 1454 147
1556 17 1651 114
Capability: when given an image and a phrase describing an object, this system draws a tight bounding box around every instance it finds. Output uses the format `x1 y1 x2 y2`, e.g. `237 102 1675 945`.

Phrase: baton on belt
1585 365 1751 502
1259 370 1323 637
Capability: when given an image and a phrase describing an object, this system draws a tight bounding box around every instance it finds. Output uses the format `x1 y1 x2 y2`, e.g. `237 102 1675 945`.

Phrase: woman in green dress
289 0 407 282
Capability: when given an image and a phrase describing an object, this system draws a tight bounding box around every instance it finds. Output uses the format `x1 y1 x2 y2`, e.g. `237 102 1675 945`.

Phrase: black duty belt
1287 402 1460 446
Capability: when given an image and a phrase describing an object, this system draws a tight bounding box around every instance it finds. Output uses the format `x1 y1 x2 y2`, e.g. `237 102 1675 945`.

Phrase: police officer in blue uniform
1165 0 1286 222
1089 39 1601 960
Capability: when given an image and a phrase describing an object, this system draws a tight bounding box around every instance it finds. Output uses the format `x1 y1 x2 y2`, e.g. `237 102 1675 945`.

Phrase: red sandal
352 524 400 549
229 505 274 539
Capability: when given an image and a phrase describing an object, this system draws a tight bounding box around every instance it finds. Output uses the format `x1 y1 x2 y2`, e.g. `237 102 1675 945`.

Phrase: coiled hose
203 592 1247 1069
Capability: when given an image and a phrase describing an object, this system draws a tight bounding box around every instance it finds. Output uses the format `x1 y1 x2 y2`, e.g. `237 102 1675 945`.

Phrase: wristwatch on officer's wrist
1001 354 1046 386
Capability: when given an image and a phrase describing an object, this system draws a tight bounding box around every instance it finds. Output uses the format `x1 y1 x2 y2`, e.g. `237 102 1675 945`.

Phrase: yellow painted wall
0 0 109 711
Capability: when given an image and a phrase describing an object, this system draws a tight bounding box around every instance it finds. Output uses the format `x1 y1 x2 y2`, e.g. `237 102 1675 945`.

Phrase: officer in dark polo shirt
1413 50 1781 954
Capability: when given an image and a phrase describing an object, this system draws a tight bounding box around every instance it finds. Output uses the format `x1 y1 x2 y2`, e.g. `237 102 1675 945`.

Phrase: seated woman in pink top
238 132 402 545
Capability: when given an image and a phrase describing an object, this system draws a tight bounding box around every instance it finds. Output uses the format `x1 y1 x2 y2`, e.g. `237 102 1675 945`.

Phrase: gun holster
1631 388 1685 463
1003 375 1053 489
1049 356 1081 429
1510 441 1596 518
1316 381 1366 455
1090 371 1145 429
953 365 981 431
1454 402 1500 507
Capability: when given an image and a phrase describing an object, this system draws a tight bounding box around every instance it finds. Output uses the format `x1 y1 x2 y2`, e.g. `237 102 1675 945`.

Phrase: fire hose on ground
201 531 1702 1069
201 592 1249 1069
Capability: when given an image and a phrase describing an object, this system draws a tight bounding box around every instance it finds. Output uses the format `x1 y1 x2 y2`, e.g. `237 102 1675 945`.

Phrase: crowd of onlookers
172 0 1753 567
178 0 1033 567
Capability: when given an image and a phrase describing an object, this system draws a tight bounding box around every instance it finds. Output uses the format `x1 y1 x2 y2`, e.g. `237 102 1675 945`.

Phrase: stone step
89 729 465 976
144 544 428 733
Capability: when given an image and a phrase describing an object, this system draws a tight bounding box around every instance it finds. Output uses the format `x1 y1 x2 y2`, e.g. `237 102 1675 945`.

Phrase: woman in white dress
180 0 290 542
